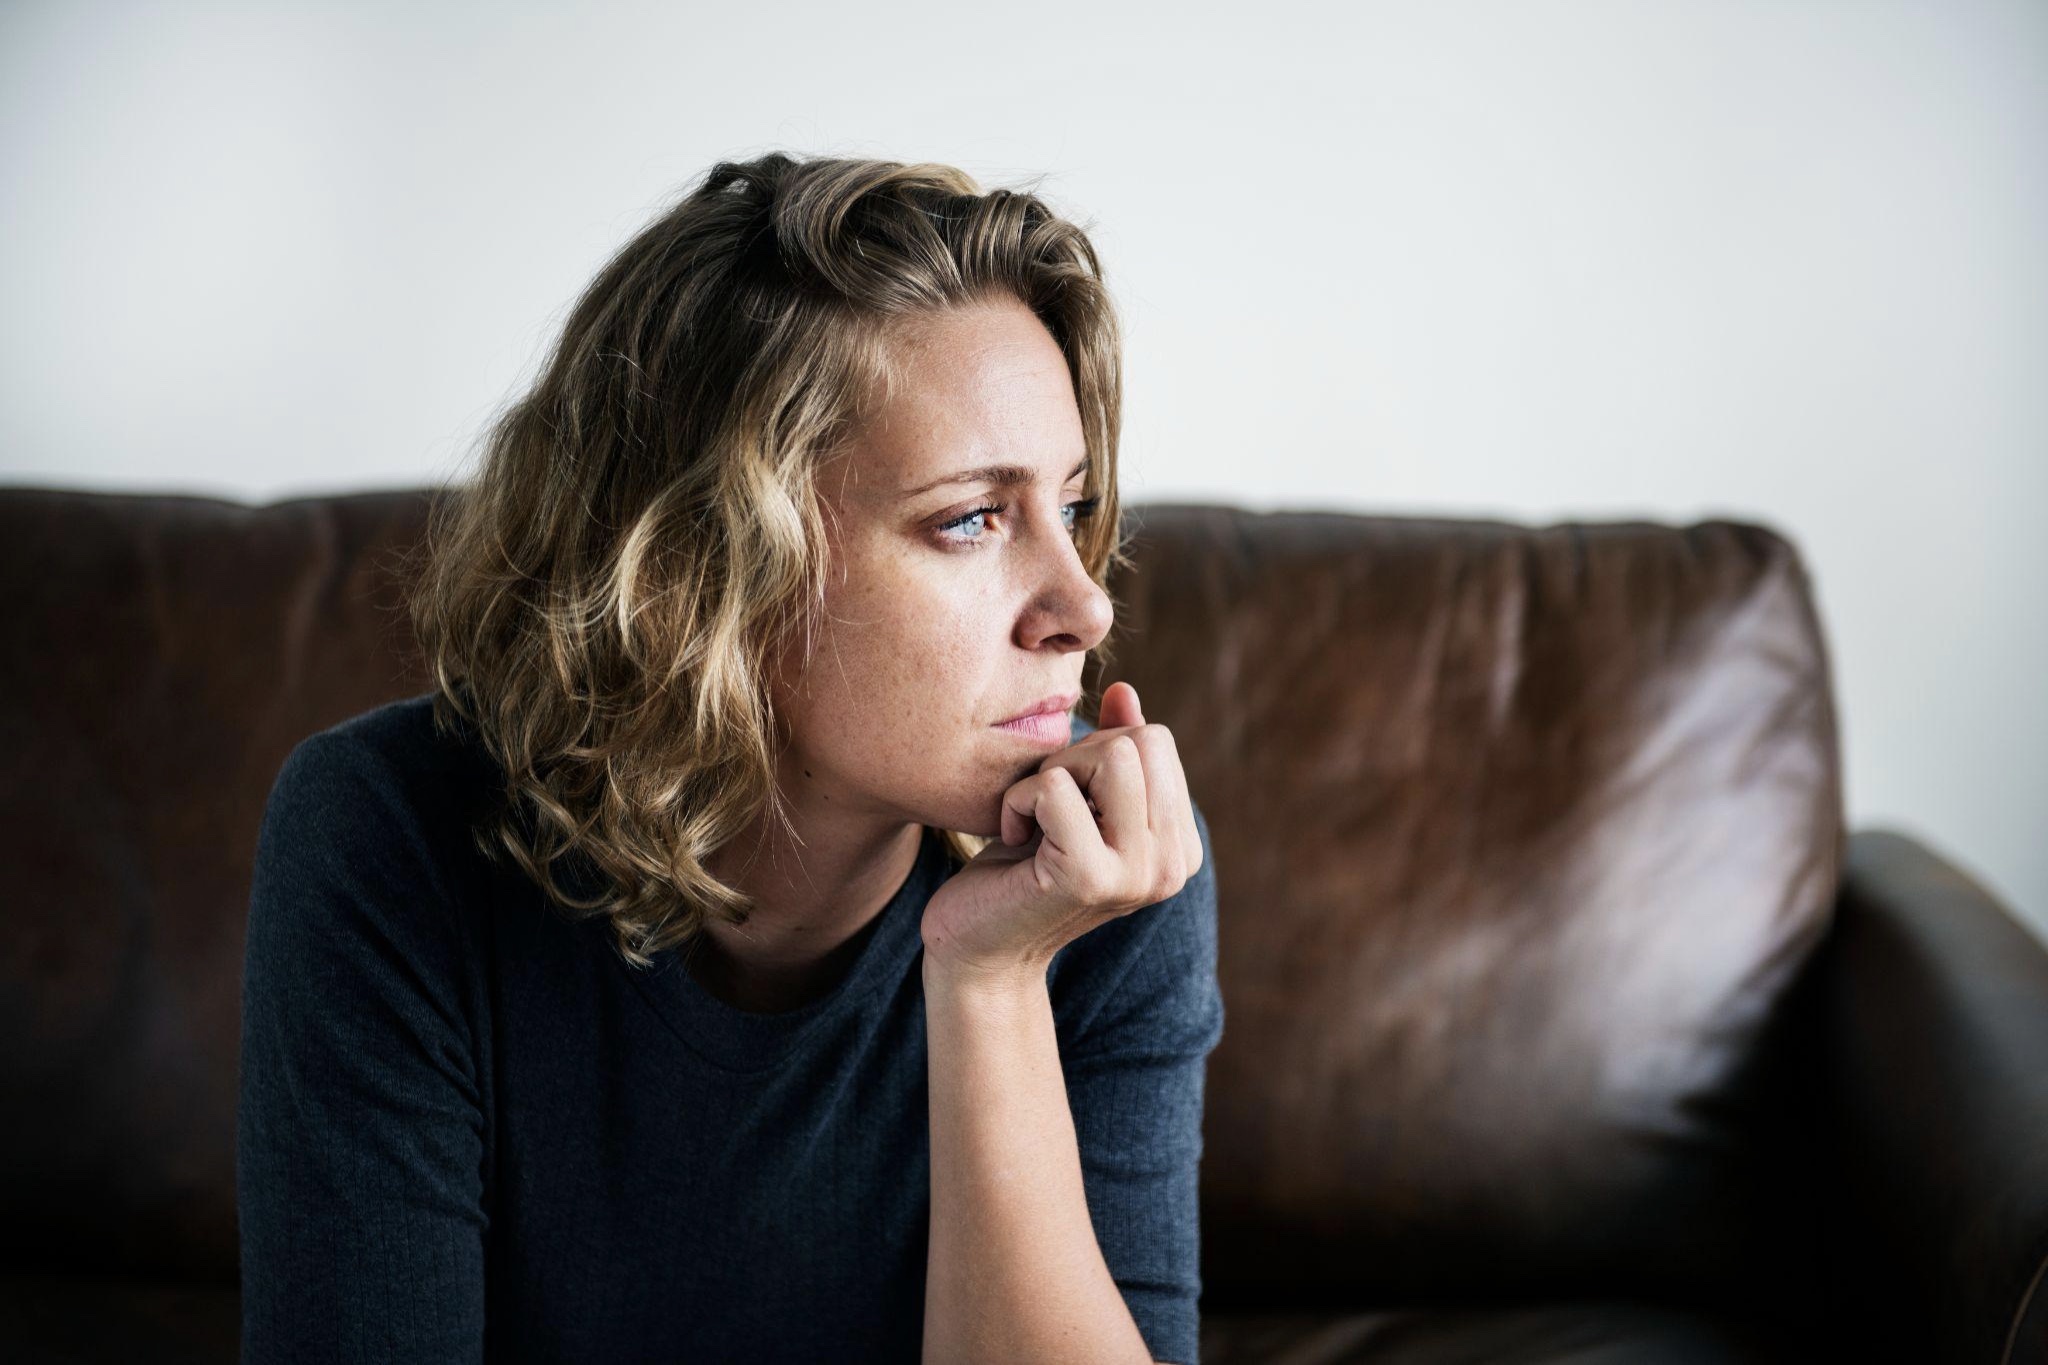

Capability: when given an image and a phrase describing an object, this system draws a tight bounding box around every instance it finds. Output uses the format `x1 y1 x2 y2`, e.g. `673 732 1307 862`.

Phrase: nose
1014 505 1114 653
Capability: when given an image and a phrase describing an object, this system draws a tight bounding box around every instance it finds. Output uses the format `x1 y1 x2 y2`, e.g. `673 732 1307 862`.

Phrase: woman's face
771 294 1115 840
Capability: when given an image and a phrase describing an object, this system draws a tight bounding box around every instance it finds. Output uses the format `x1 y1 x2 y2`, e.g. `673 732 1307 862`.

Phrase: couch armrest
1818 828 2048 1365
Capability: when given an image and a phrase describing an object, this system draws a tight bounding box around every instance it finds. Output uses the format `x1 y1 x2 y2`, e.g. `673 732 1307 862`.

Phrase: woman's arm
237 734 489 1363
920 800 1222 1365
921 957 1160 1365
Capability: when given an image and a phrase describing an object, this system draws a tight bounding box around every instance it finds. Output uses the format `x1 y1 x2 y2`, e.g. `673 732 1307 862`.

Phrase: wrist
920 947 1050 1004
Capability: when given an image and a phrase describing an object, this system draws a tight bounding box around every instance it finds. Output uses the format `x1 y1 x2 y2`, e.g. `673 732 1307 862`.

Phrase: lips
995 690 1081 726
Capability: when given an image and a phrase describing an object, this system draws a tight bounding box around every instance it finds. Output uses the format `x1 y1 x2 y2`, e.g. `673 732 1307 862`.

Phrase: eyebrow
902 455 1091 499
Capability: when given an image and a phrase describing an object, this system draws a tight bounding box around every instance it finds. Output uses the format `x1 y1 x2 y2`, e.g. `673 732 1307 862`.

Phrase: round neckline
618 825 953 1074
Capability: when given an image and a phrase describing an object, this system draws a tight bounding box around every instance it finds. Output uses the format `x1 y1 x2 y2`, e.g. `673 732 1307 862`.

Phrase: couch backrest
1 488 440 1280
1107 504 1843 1313
0 488 1843 1302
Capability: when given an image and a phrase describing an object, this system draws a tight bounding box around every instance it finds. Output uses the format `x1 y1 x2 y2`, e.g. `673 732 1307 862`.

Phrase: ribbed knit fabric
236 693 1224 1363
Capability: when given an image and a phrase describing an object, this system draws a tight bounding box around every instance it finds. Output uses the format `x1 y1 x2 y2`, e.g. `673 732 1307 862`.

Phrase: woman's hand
919 681 1204 989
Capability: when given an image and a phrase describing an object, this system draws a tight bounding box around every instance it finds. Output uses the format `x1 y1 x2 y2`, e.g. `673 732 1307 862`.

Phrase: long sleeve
236 732 489 1364
1052 799 1227 1365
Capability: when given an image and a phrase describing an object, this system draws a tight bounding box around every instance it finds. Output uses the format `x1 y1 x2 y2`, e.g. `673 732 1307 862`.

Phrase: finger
1148 724 1201 869
1034 735 1117 810
1008 766 1107 868
1037 729 1132 816
1087 733 1152 856
1017 737 1146 855
1128 724 1194 870
1001 772 1045 846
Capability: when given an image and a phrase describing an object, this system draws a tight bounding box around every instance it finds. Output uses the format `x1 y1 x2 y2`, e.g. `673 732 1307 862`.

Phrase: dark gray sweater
236 693 1224 1363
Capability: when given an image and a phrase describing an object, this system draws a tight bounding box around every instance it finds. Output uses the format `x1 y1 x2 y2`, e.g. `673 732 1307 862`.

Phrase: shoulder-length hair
399 152 1133 970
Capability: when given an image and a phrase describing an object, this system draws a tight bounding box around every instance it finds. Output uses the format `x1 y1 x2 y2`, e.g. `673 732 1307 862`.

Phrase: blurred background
3 0 2041 938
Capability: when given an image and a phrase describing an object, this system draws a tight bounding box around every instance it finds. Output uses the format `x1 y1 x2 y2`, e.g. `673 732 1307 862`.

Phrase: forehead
840 299 1087 494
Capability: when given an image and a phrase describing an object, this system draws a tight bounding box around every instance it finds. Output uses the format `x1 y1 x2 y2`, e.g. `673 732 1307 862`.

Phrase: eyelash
935 497 1101 550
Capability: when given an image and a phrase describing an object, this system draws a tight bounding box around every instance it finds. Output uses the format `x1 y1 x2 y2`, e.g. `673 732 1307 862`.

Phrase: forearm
921 957 1155 1365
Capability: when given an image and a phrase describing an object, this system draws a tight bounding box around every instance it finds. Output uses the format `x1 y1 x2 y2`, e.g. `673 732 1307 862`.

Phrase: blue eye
935 497 1100 549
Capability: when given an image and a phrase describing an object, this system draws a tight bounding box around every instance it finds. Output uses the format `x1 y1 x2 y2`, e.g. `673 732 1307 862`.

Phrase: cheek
804 536 1019 722
803 579 979 718
835 548 1001 679
852 607 987 714
794 568 1032 829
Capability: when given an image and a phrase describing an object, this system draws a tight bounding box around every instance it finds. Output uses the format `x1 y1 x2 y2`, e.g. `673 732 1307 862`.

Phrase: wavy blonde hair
398 152 1133 970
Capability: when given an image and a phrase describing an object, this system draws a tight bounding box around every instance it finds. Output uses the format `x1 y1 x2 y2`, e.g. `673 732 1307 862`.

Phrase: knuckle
1141 852 1174 903
1137 727 1174 765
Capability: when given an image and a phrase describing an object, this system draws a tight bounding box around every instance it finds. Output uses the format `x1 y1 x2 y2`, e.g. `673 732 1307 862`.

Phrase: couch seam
2001 1244 2048 1365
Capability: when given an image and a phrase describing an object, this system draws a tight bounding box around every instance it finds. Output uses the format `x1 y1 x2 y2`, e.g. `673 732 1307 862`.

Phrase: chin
899 734 1047 838
962 807 1007 840
933 801 1008 842
910 782 1012 842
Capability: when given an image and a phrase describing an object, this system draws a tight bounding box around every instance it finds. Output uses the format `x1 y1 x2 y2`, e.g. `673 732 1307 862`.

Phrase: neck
691 807 926 1014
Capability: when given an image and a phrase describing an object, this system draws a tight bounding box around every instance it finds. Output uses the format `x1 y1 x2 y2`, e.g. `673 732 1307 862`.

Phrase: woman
236 152 1224 1365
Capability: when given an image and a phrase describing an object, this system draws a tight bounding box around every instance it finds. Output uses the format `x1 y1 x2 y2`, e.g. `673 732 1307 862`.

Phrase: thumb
1098 680 1145 729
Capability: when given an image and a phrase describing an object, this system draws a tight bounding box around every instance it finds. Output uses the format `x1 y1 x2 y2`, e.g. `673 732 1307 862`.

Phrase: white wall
5 0 2042 941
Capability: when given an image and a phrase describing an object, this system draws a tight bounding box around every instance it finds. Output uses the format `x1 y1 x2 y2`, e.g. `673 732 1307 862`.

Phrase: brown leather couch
3 486 2043 1364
